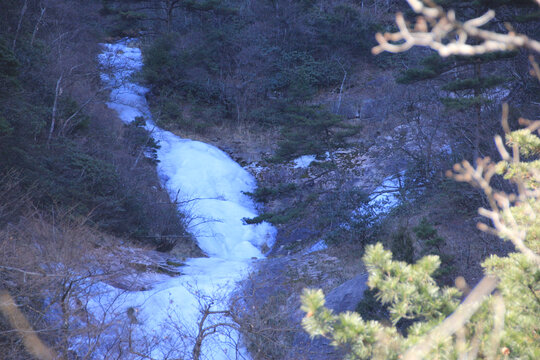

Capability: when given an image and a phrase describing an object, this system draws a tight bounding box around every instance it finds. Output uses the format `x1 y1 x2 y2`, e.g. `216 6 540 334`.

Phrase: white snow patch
303 240 328 254
293 154 317 168
245 162 265 177
353 172 405 223
369 173 404 212
89 38 276 359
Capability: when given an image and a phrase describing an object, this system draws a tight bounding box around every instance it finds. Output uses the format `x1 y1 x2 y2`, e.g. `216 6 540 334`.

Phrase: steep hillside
94 0 539 358
1 0 539 358
0 1 199 358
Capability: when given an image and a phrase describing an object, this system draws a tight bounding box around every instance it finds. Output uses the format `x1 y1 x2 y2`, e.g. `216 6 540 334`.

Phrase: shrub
301 1 540 357
267 51 343 102
272 104 359 162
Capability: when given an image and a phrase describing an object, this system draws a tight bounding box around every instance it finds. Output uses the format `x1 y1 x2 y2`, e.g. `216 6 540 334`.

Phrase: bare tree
0 211 138 359
11 0 28 52
30 3 46 47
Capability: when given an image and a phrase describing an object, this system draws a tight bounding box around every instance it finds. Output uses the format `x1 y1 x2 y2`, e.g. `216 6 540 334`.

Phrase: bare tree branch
372 0 540 56
403 275 499 360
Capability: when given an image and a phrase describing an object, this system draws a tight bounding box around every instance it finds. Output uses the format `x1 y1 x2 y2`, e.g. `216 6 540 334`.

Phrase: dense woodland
0 0 539 359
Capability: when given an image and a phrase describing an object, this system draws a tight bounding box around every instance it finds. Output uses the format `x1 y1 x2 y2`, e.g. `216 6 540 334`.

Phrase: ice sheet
89 39 276 359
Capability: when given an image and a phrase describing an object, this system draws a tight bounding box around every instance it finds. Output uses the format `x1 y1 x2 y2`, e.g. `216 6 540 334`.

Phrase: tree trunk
473 61 481 165
12 0 28 52
47 74 63 148
335 68 347 114
31 6 46 47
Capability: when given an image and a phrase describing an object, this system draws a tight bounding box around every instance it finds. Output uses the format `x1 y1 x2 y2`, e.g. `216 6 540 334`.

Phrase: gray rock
288 307 344 360
325 273 369 313
285 273 368 359
270 227 318 256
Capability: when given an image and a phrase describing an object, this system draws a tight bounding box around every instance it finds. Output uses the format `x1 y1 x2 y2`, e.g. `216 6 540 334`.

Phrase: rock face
285 272 368 359
325 273 369 313
240 251 358 360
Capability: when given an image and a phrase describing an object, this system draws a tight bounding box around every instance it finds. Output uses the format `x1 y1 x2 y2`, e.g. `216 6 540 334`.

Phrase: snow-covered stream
91 39 275 359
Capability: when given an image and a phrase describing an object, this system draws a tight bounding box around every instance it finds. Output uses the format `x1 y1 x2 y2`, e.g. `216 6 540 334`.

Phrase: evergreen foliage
0 41 19 90
413 218 445 254
302 1 540 358
272 105 359 162
303 189 540 358
391 227 415 264
136 0 376 158
302 243 462 359
0 0 188 245
396 54 449 84
269 51 343 102
398 52 511 112
392 0 534 165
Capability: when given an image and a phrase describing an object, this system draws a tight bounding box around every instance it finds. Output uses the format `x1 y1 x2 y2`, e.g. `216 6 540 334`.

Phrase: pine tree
272 104 359 162
395 0 538 162
398 51 513 162
302 121 540 358
302 1 540 359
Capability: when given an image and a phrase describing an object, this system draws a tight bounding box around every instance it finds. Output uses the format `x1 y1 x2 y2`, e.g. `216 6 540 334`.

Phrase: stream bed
90 38 275 359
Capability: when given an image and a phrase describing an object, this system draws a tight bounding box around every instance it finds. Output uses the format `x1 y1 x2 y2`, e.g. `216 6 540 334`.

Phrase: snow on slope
92 39 275 359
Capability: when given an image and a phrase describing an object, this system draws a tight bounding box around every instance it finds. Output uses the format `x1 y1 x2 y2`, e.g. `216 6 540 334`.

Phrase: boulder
286 273 368 360
325 272 369 313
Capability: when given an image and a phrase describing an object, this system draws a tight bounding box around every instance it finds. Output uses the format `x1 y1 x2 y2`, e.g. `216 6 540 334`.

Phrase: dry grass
0 207 191 358
171 121 281 164
0 211 107 358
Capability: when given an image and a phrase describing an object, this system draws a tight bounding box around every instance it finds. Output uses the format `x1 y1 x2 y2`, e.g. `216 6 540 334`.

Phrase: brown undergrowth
0 204 197 359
